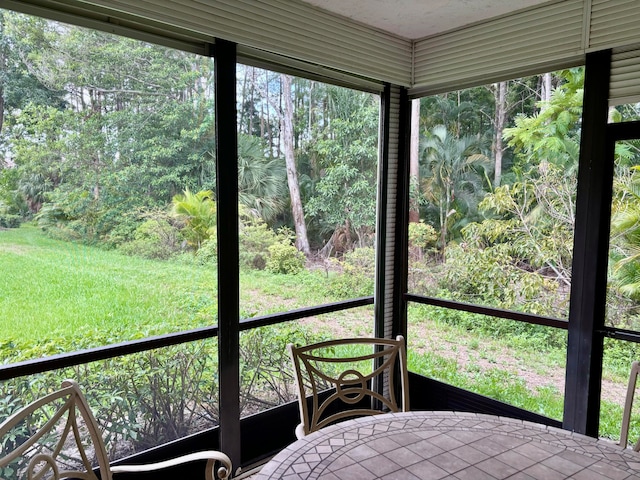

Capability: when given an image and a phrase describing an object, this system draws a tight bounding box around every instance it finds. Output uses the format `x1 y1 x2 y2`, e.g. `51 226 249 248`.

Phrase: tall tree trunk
541 72 552 105
0 14 4 135
265 70 272 155
248 69 254 136
277 76 282 159
409 98 420 222
440 188 449 263
492 81 507 187
0 84 4 136
238 65 248 134
281 74 310 255
308 81 314 141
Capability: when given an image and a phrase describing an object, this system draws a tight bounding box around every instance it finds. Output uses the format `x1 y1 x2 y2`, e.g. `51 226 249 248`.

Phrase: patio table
254 410 640 479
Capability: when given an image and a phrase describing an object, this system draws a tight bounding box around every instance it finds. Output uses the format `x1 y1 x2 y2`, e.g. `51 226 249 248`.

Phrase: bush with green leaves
239 210 304 272
439 243 560 316
118 217 183 260
324 247 375 299
0 321 328 459
239 323 325 414
239 214 281 270
408 221 438 260
195 238 218 265
266 242 306 274
0 214 20 228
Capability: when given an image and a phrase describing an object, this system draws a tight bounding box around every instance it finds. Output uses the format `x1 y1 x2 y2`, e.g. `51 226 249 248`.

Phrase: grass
0 225 218 341
0 225 355 344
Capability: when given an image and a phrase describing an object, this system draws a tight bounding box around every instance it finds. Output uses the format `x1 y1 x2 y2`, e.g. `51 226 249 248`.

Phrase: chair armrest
111 450 232 480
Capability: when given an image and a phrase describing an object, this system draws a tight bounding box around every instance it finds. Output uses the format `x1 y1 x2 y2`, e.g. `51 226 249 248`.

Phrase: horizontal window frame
405 293 569 330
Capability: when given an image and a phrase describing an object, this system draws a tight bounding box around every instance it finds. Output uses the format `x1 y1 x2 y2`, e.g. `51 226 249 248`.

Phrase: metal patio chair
288 335 409 439
620 360 640 451
0 379 231 480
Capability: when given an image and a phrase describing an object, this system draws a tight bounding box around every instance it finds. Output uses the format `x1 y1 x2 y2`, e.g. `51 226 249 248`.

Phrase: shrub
324 247 375 298
266 242 306 274
408 221 437 260
0 322 331 459
342 247 375 279
0 214 20 228
195 238 218 265
118 218 182 260
238 211 302 272
439 243 559 316
239 214 280 270
239 323 323 413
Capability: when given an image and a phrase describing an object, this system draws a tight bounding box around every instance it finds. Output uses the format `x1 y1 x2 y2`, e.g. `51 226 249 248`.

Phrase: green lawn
0 225 347 345
0 225 219 341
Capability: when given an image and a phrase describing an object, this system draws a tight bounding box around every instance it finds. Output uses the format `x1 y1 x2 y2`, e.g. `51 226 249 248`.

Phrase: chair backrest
0 381 232 480
288 335 409 438
0 379 112 480
620 360 640 451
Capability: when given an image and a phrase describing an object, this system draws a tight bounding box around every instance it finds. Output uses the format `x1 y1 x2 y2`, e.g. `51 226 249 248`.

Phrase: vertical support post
375 84 392 341
374 84 410 405
392 87 411 342
563 50 612 436
374 84 411 341
214 39 241 466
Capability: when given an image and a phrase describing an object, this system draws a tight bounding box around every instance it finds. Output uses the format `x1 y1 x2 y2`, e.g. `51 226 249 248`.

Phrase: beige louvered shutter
411 0 586 97
609 46 640 105
590 0 640 105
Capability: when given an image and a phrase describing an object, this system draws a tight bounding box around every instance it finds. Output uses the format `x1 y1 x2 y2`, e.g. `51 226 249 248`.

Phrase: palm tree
610 167 640 300
17 172 50 213
420 125 491 261
237 134 288 223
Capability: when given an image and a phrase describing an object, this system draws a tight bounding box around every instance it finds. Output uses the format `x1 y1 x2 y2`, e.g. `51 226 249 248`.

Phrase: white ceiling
300 0 555 40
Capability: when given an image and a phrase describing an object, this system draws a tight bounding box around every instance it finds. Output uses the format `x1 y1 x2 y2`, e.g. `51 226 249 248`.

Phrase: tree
471 162 576 290
280 74 310 255
409 99 421 222
503 68 585 172
306 87 379 253
420 125 491 260
452 69 587 316
610 163 640 301
3 18 218 240
491 81 507 187
237 134 288 222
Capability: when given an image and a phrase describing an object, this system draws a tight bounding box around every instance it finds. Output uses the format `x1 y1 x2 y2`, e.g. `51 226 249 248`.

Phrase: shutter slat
590 0 640 48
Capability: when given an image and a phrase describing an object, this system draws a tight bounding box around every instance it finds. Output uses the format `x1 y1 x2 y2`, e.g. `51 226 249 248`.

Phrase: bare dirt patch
0 243 32 255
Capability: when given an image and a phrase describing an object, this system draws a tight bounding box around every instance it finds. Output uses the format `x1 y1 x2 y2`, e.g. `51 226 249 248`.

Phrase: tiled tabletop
255 411 640 479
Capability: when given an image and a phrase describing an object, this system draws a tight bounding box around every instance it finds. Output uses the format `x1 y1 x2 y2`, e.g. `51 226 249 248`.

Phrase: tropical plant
171 188 216 250
306 88 379 251
237 134 288 222
503 68 584 173
419 125 492 260
611 166 640 301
